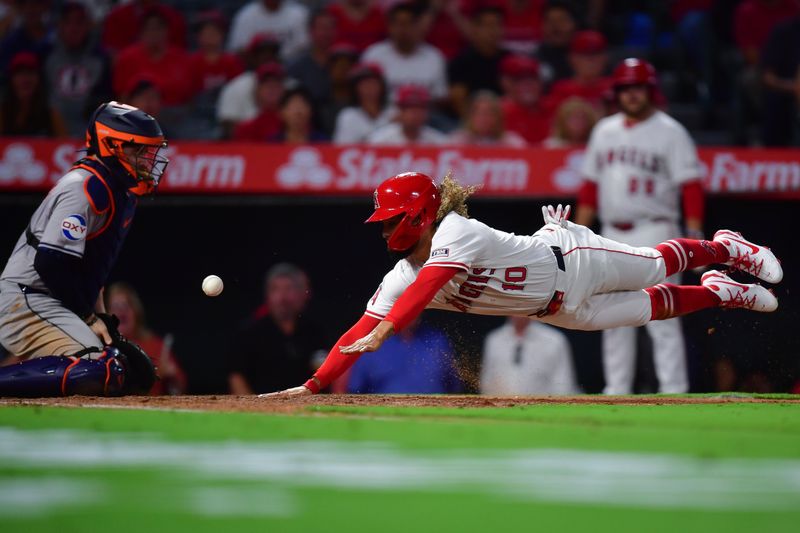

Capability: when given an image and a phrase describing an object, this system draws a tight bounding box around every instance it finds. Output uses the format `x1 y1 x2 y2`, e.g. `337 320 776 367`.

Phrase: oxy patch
61 214 87 241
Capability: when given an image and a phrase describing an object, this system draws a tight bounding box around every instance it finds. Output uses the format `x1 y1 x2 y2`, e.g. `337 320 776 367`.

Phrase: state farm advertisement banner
0 138 799 198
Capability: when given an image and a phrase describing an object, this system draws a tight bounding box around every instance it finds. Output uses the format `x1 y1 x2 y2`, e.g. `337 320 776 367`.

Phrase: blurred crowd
2 0 800 146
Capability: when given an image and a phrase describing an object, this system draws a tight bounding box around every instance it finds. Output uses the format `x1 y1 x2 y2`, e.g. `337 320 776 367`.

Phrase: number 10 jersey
365 212 558 319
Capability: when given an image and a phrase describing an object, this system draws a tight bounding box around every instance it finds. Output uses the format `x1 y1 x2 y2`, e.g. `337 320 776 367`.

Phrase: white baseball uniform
366 212 667 332
582 110 702 394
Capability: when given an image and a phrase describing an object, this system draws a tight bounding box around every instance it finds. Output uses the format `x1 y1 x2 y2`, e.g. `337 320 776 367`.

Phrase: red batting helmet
612 58 657 89
366 172 441 251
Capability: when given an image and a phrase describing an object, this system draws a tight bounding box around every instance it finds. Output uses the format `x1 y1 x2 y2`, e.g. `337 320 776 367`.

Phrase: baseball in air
202 275 224 297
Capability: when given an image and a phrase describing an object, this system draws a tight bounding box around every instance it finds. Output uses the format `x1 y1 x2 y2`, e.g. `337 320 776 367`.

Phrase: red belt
534 246 566 318
535 290 564 318
611 218 672 231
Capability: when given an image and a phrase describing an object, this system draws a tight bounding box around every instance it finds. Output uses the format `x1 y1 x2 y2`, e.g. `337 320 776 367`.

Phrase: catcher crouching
0 102 166 396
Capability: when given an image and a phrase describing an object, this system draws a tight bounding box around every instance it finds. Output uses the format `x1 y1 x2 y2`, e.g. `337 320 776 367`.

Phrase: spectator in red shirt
189 11 244 98
502 0 545 55
113 9 194 106
232 62 286 141
327 0 386 52
107 283 187 396
420 0 473 60
733 0 799 66
102 0 186 56
499 54 553 144
548 30 612 112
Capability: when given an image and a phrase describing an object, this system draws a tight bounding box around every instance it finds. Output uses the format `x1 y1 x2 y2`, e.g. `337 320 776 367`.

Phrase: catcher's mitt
97 313 159 395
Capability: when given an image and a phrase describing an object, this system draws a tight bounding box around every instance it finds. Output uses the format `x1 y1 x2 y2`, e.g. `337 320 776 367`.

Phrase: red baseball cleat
701 270 778 312
713 230 783 284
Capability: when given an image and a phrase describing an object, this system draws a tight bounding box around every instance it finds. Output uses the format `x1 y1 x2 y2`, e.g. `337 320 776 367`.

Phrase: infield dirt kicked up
2 393 798 413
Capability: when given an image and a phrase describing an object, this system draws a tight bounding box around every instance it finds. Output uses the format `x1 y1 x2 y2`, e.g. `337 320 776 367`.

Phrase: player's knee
0 347 126 397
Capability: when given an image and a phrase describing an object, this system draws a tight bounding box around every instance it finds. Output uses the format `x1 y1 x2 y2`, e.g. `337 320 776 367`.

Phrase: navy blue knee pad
0 347 126 397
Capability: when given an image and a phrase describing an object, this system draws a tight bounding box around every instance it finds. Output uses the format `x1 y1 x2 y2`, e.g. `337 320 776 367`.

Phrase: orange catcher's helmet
612 58 657 89
85 101 168 196
366 172 441 251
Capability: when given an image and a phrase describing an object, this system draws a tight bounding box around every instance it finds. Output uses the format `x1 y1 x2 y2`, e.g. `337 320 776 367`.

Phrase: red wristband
304 377 320 394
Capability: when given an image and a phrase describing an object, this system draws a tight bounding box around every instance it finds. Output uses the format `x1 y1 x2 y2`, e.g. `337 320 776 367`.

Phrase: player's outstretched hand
340 321 394 354
542 204 572 228
258 385 312 398
340 332 383 354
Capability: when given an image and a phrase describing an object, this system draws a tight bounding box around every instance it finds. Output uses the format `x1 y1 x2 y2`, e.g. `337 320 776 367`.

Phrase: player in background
263 172 783 397
0 102 167 396
574 58 702 394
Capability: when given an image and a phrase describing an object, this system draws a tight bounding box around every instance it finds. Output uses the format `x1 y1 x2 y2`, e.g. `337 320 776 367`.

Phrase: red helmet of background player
612 58 657 89
365 172 441 251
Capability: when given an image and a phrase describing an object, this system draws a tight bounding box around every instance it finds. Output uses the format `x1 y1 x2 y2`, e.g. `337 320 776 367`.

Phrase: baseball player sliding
264 172 783 397
575 58 702 394
0 102 164 396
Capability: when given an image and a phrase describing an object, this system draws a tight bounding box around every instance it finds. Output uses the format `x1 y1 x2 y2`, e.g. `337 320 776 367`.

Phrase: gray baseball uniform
0 161 136 359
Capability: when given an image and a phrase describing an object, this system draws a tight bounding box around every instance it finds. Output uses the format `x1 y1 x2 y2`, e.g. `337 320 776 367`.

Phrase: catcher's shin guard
0 347 126 397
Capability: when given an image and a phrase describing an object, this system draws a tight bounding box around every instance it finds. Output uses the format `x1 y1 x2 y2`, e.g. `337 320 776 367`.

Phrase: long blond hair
550 97 599 144
436 172 480 222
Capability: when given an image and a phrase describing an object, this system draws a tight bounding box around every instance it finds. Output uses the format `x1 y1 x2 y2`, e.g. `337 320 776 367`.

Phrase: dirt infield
1 393 798 414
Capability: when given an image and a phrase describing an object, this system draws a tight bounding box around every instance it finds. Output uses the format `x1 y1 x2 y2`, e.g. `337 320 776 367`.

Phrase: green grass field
1 398 799 533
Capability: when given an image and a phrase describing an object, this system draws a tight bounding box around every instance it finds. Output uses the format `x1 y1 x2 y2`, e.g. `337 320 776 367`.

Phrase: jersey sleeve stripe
364 310 386 320
422 261 469 271
38 242 84 259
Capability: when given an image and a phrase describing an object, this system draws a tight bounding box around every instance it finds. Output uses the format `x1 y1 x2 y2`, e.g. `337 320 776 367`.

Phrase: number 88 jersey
365 212 558 319
581 110 702 225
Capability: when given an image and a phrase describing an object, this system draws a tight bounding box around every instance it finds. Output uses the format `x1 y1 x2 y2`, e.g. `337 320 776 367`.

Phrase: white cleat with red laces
701 270 778 312
713 230 783 284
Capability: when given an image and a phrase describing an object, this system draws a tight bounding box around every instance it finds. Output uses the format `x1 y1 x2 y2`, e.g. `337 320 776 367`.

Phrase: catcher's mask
85 101 169 196
366 172 441 251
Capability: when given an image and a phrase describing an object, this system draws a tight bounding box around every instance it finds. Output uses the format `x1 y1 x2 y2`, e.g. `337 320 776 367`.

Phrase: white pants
533 222 666 332
599 222 688 394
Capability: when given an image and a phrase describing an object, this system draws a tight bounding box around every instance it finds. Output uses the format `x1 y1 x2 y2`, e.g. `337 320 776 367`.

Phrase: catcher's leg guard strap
0 349 126 397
